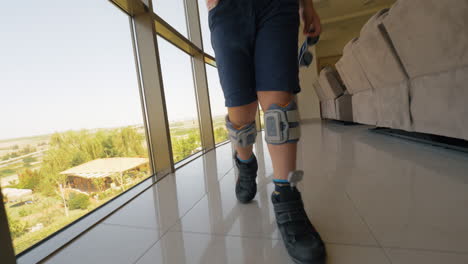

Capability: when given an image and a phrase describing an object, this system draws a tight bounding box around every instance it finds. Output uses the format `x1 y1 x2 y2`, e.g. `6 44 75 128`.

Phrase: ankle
272 180 301 202
236 153 255 163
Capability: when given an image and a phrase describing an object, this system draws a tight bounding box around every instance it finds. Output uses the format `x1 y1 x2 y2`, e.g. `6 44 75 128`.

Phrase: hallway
45 120 468 264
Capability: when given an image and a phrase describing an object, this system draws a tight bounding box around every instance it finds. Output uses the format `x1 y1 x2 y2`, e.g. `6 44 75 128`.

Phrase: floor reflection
46 122 468 264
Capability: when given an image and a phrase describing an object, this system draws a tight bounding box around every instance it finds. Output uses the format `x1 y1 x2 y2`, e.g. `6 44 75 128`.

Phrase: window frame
8 0 260 262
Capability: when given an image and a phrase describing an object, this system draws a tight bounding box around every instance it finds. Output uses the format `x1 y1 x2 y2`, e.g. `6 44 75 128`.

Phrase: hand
300 1 321 37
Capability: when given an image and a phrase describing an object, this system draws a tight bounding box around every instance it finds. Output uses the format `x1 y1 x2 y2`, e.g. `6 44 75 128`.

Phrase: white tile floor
45 120 468 264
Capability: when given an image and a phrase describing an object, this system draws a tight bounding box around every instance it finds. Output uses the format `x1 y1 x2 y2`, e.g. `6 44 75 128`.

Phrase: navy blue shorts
209 0 300 107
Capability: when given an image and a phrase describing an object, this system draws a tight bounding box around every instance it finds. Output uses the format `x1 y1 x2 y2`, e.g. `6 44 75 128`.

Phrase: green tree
68 193 90 210
39 138 73 216
110 172 127 191
214 127 228 143
23 156 37 164
17 169 41 190
110 127 146 157
20 145 37 155
91 177 107 193
24 126 147 217
171 129 201 162
0 169 15 177
23 156 37 167
7 214 29 239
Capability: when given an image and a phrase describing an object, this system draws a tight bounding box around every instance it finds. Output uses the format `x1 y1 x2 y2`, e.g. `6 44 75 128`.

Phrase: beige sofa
329 0 468 141
353 8 411 131
335 40 376 125
383 0 468 140
317 67 354 122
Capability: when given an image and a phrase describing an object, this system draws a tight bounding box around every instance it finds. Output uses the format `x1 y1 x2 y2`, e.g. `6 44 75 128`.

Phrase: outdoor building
2 188 33 203
60 158 149 193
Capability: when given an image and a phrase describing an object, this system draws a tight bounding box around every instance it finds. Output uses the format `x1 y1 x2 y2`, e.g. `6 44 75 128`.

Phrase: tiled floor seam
130 182 214 263
168 229 282 241
163 192 212 237
101 222 160 231
217 166 234 182
169 166 234 224
343 191 394 264
116 163 236 264
162 165 235 234
383 246 468 256
168 229 386 249
131 224 173 264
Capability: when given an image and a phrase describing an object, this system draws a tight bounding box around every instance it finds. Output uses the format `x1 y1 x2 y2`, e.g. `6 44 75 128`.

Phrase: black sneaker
272 180 326 263
234 152 258 203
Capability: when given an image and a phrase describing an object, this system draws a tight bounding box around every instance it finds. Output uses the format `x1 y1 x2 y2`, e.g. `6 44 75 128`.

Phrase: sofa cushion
335 39 374 94
321 99 337 120
321 101 329 119
320 101 326 118
318 66 345 100
375 81 412 131
383 0 468 78
320 101 327 119
313 80 327 102
335 94 353 122
353 9 408 88
411 66 468 141
328 99 338 120
336 59 351 92
351 89 377 126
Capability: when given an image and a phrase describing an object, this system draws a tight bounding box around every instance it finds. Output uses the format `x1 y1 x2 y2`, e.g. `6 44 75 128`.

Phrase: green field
7 174 148 254
0 134 50 145
1 119 229 254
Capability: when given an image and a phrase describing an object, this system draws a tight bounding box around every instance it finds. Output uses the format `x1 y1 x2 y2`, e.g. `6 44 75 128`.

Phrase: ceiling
313 0 396 42
314 0 396 21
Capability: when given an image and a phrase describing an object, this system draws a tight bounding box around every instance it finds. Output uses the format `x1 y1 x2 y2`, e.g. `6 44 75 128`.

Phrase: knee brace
264 101 300 145
225 116 257 148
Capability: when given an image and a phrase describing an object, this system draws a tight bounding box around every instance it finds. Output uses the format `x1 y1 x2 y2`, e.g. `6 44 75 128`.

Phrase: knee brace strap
264 101 300 144
225 116 257 148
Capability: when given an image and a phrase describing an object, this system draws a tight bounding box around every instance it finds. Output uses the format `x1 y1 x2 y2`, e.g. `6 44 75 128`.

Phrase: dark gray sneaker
272 177 326 263
234 153 258 203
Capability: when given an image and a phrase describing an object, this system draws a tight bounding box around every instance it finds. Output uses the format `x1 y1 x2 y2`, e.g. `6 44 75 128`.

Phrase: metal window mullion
185 0 215 151
131 6 174 176
130 17 156 175
255 106 262 132
0 188 16 264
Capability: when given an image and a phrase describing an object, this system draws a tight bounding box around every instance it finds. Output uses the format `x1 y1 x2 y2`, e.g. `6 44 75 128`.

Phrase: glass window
153 0 188 37
206 65 228 144
0 1 151 254
157 37 202 162
197 0 215 56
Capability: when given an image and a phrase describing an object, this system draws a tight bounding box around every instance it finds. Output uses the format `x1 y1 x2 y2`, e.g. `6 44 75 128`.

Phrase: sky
0 0 225 140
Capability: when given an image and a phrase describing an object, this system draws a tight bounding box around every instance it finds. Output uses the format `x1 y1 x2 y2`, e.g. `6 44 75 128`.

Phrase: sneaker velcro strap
273 200 304 213
238 176 256 182
277 211 308 225
286 223 309 236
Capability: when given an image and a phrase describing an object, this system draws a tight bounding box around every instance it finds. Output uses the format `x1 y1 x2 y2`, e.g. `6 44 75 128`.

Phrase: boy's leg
227 101 258 160
208 1 259 203
226 101 259 203
254 1 326 263
258 91 326 264
257 91 296 180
